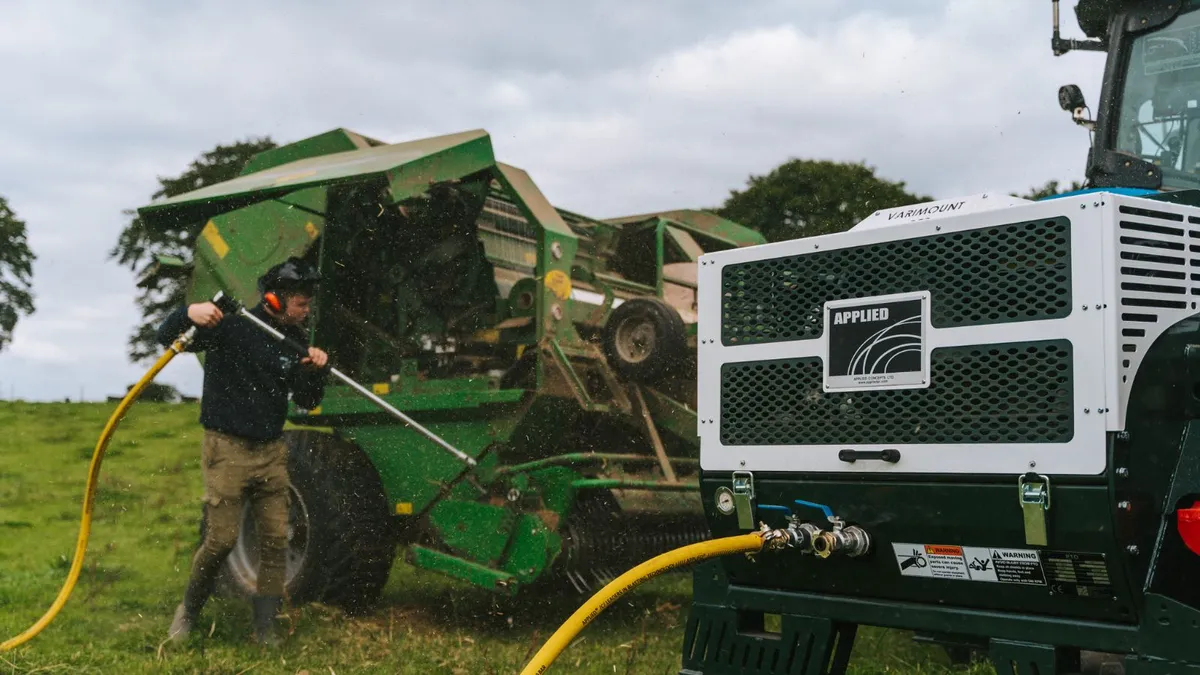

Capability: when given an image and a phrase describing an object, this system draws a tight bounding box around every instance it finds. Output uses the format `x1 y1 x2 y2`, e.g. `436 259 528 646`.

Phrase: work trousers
185 429 290 606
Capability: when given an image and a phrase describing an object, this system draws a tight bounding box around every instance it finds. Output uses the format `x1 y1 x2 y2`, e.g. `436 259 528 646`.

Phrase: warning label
961 547 1046 586
893 543 1046 586
892 543 969 580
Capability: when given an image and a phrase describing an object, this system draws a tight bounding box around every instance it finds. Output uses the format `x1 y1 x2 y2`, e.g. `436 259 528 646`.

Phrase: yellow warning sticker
201 221 229 259
372 383 390 395
544 269 571 300
473 329 500 343
395 502 413 515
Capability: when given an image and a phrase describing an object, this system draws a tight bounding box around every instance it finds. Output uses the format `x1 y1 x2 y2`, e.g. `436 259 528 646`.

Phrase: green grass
0 401 995 674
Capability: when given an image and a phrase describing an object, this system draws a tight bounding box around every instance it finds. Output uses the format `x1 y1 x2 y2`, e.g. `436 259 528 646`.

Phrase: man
156 256 329 646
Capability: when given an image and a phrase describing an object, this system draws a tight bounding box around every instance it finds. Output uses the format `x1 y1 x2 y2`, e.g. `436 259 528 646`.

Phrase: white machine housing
697 191 1200 477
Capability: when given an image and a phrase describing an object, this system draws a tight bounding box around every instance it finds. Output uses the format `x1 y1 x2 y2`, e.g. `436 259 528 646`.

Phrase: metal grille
681 606 854 675
476 195 601 267
478 228 536 270
1115 204 1192 380
719 340 1074 446
721 218 1072 345
479 196 538 239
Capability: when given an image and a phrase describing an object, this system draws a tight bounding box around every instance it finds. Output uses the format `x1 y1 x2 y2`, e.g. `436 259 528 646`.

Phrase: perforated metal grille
719 340 1074 445
721 218 1072 345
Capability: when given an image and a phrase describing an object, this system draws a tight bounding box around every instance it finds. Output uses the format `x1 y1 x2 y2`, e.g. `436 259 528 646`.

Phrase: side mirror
1059 84 1087 112
1058 84 1095 131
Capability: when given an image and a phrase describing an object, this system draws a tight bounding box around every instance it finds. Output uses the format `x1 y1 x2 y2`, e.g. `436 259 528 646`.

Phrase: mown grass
0 401 995 674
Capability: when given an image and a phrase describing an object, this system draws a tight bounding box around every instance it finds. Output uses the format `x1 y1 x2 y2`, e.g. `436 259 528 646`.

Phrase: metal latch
1019 473 1051 546
732 471 755 530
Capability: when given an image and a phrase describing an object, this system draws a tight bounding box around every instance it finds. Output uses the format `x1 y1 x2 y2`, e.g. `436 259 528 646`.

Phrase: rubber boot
167 570 217 643
251 596 284 646
167 603 194 644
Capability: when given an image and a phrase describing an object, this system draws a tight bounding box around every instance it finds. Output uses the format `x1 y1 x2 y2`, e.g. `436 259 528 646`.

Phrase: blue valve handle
754 501 837 521
794 499 835 520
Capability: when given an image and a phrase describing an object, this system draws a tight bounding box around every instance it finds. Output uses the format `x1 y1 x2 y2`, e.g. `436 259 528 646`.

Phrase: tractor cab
1055 0 1200 194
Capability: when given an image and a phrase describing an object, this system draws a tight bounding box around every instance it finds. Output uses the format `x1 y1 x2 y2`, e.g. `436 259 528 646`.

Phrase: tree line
0 136 1082 362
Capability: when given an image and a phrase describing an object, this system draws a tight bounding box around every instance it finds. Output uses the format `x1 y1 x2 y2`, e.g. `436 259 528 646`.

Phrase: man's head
267 290 314 325
257 257 321 326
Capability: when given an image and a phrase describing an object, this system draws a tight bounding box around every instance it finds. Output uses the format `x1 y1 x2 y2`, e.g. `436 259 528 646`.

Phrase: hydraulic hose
518 531 768 675
1 332 192 652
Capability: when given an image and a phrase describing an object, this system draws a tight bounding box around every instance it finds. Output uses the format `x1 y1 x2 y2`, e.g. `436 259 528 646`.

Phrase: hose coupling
785 521 823 553
812 525 871 558
758 525 794 552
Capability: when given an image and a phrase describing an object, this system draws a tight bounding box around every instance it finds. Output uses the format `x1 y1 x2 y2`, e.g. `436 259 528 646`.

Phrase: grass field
0 401 994 674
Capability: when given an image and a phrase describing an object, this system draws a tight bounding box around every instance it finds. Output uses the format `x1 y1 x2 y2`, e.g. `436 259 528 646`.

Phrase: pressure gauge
715 486 736 515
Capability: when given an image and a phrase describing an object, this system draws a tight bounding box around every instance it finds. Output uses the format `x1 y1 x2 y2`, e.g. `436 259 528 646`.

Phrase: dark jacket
156 301 327 442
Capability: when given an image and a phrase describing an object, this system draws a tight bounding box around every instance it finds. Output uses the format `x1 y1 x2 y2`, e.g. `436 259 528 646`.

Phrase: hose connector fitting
786 521 823 553
759 525 794 552
812 525 871 558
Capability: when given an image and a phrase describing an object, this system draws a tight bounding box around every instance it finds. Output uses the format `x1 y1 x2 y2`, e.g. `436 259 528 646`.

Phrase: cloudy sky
0 0 1103 402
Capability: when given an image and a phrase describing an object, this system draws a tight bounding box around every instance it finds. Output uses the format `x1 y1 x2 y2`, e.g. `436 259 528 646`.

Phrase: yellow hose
518 531 766 675
1 338 187 652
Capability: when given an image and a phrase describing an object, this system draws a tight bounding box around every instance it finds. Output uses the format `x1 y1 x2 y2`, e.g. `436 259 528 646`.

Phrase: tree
1015 179 1087 201
129 381 182 403
716 159 933 243
110 138 277 362
0 196 35 353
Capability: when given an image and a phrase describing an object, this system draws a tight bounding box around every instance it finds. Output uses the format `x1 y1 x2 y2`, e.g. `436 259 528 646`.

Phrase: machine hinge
1019 473 1051 547
732 471 755 530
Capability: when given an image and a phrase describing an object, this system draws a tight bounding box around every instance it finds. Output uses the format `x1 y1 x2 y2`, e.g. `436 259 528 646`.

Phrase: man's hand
301 347 328 370
187 302 224 328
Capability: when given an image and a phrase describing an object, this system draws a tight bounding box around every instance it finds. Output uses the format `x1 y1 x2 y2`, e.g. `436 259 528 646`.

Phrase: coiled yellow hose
518 531 766 674
1 338 187 652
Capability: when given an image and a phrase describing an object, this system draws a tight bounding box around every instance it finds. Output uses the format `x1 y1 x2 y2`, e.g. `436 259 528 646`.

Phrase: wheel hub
226 483 310 591
615 316 656 364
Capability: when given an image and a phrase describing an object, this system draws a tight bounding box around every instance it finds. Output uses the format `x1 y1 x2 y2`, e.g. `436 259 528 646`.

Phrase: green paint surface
407 545 518 595
429 500 516 565
138 129 493 227
241 128 384 176
501 514 561 584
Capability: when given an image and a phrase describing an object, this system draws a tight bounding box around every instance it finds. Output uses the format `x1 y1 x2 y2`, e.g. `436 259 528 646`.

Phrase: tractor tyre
201 429 396 615
601 297 688 383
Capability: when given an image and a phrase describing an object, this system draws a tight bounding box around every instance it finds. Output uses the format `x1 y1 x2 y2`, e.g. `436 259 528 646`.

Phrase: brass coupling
759 524 799 552
811 525 871 558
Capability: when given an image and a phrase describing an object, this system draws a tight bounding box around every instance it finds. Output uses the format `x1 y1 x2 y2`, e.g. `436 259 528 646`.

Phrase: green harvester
135 127 764 612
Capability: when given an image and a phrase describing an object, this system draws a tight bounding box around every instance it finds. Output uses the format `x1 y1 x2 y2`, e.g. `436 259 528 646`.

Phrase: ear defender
258 257 320 314
264 291 285 313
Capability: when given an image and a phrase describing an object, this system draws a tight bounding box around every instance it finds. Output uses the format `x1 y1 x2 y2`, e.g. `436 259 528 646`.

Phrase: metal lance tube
219 293 477 468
